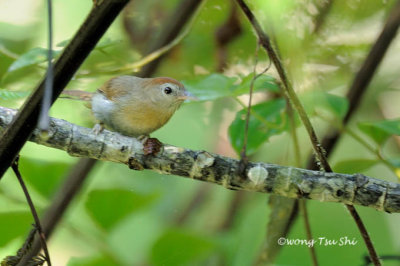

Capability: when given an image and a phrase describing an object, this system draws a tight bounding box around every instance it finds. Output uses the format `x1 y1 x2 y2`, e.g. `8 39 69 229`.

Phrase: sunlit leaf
86 189 158 231
228 99 287 155
0 211 31 247
183 73 278 101
183 73 236 101
150 228 215 266
333 159 378 174
0 90 29 100
8 47 61 72
57 38 119 50
358 119 400 145
235 74 280 95
56 39 70 48
301 91 349 119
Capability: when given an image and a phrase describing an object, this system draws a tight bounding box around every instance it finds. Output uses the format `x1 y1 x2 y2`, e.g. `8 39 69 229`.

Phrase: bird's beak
179 90 198 101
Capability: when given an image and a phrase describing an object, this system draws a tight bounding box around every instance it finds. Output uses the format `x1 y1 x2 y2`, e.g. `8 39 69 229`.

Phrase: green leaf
0 90 29 100
56 39 70 48
235 74 280 95
19 158 69 199
8 47 61 72
333 159 378 174
85 189 158 231
182 73 279 101
183 73 236 101
0 211 31 247
228 99 287 155
57 38 119 50
358 119 400 145
150 228 215 266
301 91 349 119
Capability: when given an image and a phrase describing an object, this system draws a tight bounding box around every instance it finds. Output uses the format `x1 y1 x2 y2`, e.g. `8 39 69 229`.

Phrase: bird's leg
92 122 104 135
137 134 149 143
138 135 163 155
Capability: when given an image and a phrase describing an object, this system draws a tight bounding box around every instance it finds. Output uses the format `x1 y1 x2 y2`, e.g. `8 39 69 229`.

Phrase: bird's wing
61 90 93 101
98 77 132 101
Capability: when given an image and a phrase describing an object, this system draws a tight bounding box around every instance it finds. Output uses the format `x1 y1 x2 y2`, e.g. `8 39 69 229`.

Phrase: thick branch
0 0 130 178
1 106 399 213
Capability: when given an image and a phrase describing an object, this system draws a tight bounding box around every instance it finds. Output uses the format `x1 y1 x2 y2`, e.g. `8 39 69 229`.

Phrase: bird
63 75 194 153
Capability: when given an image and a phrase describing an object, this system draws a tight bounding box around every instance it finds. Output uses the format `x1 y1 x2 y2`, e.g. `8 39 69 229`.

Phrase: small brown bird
64 75 193 139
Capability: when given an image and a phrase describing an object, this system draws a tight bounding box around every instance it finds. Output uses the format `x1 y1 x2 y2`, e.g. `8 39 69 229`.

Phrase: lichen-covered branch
1 106 399 213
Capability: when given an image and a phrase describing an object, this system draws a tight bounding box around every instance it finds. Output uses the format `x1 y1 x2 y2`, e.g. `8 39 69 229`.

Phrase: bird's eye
164 87 172 95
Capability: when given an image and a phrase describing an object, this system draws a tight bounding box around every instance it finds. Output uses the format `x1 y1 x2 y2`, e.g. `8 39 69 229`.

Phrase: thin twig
287 94 318 265
235 0 331 171
12 157 51 266
240 42 271 161
23 158 96 260
235 1 381 265
300 200 318 266
38 0 54 132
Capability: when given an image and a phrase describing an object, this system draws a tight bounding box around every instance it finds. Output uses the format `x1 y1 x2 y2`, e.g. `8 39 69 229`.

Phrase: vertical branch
235 1 381 265
235 0 331 171
239 43 270 166
22 158 96 260
12 158 51 266
299 200 318 266
239 42 260 162
287 95 318 265
38 0 54 132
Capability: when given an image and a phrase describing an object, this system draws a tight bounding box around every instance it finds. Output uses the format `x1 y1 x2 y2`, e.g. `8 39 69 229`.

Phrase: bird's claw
142 137 162 155
92 123 104 135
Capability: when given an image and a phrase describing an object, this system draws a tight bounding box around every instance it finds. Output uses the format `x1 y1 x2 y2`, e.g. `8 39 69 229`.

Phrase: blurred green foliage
1 0 400 265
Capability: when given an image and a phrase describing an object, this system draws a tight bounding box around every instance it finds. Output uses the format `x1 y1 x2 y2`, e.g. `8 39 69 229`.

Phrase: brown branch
12 157 51 266
0 0 130 178
235 0 383 265
21 158 96 262
235 0 331 172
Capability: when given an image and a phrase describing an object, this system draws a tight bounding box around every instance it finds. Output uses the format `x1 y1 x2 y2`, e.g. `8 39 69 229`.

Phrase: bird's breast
113 103 174 136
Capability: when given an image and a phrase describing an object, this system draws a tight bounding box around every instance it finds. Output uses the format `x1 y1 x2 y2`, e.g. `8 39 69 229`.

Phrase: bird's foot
92 123 104 135
142 137 162 155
